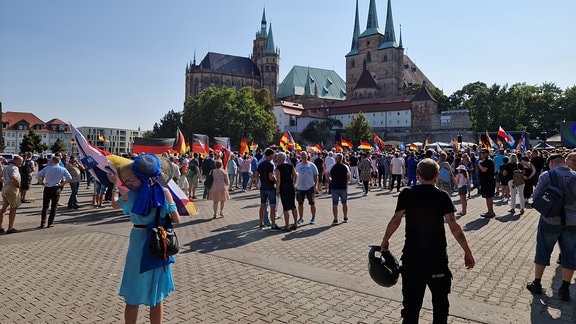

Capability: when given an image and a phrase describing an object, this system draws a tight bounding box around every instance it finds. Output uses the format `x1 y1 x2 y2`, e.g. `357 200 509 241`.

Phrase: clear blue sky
2 0 575 131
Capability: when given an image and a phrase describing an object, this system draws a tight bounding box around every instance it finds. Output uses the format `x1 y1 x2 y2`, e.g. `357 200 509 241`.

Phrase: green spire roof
360 0 383 37
259 8 267 38
265 23 276 54
379 0 398 48
346 0 361 56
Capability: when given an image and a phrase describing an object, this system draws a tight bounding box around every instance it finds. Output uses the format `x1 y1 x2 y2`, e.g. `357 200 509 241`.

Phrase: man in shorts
0 155 23 234
478 148 496 218
295 151 319 224
329 153 350 225
256 148 279 230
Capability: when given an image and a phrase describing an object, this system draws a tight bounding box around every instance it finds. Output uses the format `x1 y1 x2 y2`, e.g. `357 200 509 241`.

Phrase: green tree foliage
152 110 183 138
182 86 277 149
406 84 454 112
50 138 66 154
19 130 48 153
300 118 344 145
559 85 576 123
345 112 372 145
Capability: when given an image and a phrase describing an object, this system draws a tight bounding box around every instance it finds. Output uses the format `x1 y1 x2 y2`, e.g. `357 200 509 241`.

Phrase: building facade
77 127 142 155
184 9 279 102
1 111 73 154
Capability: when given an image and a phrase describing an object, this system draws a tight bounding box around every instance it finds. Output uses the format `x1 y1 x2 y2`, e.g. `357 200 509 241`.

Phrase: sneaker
297 218 304 224
0 228 5 234
6 228 19 234
270 225 281 231
332 219 338 226
559 287 571 301
343 218 348 223
309 218 316 225
526 282 543 294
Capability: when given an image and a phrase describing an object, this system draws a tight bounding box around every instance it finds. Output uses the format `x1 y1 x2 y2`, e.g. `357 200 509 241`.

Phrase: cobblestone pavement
0 181 574 323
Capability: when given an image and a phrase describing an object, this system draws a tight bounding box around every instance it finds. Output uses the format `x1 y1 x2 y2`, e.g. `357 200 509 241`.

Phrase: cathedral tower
345 0 405 99
252 8 280 99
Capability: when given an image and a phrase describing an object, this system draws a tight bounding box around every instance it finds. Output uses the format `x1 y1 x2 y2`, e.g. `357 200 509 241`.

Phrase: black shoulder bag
149 207 179 260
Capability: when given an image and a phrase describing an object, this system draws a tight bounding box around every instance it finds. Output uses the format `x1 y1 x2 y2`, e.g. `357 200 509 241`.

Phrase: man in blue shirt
36 156 72 228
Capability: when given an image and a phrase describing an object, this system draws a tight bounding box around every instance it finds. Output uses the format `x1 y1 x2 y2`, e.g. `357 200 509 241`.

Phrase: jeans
242 172 250 190
67 182 80 207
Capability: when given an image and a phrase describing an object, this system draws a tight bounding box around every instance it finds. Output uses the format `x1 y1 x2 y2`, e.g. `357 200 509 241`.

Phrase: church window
366 52 371 62
383 55 388 62
351 60 355 68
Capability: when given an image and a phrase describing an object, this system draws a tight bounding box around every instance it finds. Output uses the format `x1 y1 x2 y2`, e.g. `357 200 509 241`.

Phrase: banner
133 137 173 154
192 134 210 156
172 128 186 155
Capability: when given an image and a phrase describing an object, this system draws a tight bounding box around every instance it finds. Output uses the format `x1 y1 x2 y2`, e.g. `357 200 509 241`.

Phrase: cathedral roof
401 55 435 89
198 52 260 77
354 69 379 90
278 66 346 100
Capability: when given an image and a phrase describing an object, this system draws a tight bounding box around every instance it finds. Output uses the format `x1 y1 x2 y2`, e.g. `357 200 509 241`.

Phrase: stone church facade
184 9 279 103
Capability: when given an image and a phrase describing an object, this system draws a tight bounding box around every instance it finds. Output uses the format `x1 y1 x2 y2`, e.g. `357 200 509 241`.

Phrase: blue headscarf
131 154 166 216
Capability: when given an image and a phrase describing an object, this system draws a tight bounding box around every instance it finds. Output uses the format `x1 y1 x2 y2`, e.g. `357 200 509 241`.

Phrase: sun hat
116 154 171 192
456 165 467 171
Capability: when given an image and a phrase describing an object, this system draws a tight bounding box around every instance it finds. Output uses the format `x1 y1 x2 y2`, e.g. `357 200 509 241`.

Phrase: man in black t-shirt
477 148 496 218
380 158 475 323
329 153 350 224
349 152 359 184
256 148 279 230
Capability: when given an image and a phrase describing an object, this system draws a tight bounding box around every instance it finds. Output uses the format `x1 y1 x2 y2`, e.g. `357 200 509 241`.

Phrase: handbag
149 207 179 260
512 164 525 186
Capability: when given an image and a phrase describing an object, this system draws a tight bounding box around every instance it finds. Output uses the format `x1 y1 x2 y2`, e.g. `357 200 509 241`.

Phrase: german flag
279 131 295 151
373 133 385 148
341 138 353 148
423 134 429 149
358 141 372 150
333 143 343 152
98 134 108 142
172 128 186 155
239 138 249 156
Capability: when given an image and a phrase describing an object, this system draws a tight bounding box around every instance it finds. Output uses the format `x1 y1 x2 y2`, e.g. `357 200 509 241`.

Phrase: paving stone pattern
0 182 574 323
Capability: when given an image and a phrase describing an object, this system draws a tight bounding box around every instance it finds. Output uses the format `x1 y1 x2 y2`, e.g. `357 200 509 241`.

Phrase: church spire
265 23 276 54
346 0 360 56
260 8 267 38
398 24 403 48
360 0 382 37
380 0 398 48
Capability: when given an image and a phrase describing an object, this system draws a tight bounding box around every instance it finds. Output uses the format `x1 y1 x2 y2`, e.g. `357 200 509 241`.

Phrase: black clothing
329 163 348 190
201 158 215 176
257 160 275 191
41 186 63 227
276 163 296 211
349 155 358 167
395 185 455 271
395 184 455 323
37 157 48 171
313 157 324 174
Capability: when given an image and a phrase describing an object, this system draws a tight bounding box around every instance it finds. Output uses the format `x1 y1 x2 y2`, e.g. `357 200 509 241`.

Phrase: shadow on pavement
462 217 490 231
183 219 269 253
496 213 521 223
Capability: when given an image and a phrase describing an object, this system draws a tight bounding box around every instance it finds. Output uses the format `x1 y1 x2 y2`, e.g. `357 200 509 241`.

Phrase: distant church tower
345 0 405 99
252 8 280 100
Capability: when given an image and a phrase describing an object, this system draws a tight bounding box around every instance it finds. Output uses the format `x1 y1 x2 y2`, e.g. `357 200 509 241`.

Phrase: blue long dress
118 191 177 306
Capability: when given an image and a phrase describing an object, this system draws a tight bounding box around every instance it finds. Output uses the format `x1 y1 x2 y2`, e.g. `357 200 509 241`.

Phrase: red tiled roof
2 111 45 129
46 118 67 125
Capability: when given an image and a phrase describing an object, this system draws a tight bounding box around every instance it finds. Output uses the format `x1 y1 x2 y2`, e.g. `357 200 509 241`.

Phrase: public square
0 180 574 323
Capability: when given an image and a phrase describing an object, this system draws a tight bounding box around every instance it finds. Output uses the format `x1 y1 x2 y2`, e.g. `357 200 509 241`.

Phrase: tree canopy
182 86 277 148
345 112 372 145
20 130 48 153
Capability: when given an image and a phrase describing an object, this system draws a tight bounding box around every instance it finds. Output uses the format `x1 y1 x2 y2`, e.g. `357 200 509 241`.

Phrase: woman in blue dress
109 154 181 324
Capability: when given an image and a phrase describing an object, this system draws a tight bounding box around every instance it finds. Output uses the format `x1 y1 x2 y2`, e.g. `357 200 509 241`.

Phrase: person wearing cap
380 158 474 323
108 154 181 323
477 149 496 218
526 154 576 301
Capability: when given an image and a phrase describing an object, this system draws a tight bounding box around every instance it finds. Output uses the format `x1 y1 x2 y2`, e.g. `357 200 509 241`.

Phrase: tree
345 112 372 146
151 110 183 138
50 138 66 153
19 129 48 153
559 85 576 123
182 86 277 149
300 118 344 145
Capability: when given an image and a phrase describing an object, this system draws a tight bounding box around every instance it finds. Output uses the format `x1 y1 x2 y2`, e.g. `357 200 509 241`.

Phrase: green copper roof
278 66 346 100
265 23 276 54
359 0 383 37
346 0 361 56
379 0 398 49
259 8 267 38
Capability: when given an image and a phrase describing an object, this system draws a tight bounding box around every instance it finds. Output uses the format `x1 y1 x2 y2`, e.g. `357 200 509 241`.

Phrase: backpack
512 164 525 186
532 170 565 219
439 163 451 183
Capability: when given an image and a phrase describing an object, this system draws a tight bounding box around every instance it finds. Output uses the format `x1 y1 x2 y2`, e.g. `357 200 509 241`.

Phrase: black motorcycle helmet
368 245 400 287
